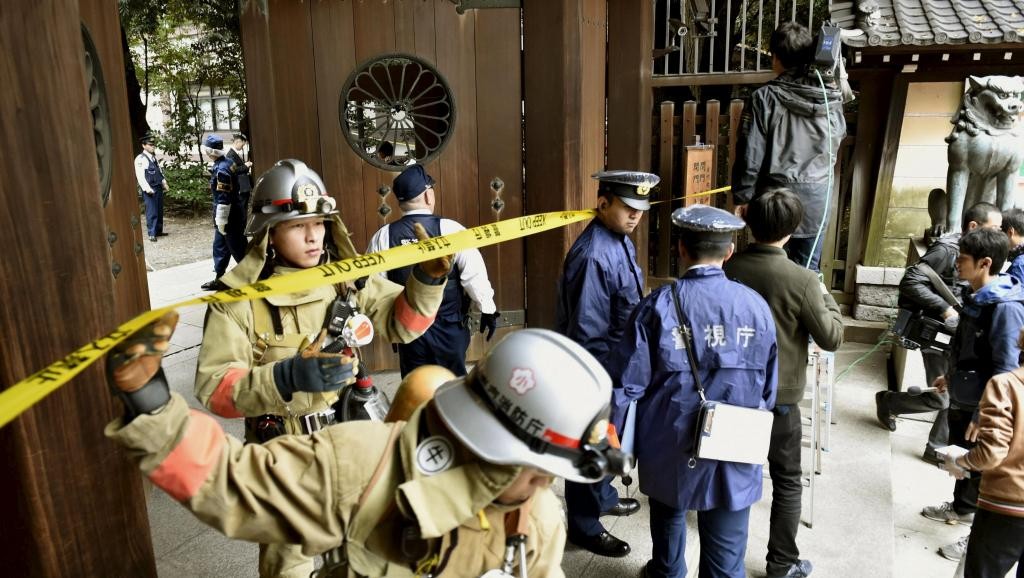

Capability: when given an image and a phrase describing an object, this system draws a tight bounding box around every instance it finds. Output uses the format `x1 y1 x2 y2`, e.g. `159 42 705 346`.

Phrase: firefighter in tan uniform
106 317 633 577
192 159 449 577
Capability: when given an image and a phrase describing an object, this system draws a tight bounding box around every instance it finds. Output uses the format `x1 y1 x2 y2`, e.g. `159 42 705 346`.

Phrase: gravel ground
144 212 215 270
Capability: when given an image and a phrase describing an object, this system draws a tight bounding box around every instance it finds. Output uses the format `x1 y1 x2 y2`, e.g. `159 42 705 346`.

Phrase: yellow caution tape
0 185 731 429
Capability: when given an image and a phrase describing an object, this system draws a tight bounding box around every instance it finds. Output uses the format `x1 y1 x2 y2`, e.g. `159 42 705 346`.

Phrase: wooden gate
240 0 524 369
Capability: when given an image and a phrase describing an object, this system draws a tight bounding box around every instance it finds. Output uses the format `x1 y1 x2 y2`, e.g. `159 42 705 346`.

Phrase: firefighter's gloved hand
272 331 358 402
107 310 179 422
479 311 499 341
214 203 230 235
412 222 452 280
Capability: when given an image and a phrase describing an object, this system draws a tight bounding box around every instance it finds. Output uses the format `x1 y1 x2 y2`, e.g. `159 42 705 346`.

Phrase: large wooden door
241 0 524 369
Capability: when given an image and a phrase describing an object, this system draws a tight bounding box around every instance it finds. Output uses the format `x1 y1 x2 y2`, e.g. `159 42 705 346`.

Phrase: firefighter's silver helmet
246 159 338 235
433 328 631 483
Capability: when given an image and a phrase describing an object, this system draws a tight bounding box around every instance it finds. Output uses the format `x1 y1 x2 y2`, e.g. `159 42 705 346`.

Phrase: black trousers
766 404 803 577
948 406 982 515
964 509 1024 578
885 350 949 450
397 319 470 378
566 476 619 537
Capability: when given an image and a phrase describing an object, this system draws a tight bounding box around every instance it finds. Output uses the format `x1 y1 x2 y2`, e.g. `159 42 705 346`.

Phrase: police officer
607 205 778 578
194 159 448 578
226 132 254 197
367 165 499 377
556 170 658 557
202 135 249 291
106 317 632 578
134 135 169 242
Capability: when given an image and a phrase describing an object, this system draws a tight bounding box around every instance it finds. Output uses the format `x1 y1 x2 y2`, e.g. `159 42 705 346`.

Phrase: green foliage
119 0 246 164
162 163 211 216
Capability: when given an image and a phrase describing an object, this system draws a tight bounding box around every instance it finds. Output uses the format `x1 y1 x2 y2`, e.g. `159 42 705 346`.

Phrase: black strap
268 304 285 336
917 262 962 313
669 282 706 402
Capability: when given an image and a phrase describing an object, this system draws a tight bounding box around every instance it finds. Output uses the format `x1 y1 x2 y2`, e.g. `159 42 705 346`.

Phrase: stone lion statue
944 75 1024 233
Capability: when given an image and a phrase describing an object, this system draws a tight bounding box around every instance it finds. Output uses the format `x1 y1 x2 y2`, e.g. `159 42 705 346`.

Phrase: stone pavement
145 259 1009 577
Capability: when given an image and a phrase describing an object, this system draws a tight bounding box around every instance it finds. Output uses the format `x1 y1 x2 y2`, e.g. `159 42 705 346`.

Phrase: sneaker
921 502 974 526
768 559 813 578
938 534 970 561
148 236 157 242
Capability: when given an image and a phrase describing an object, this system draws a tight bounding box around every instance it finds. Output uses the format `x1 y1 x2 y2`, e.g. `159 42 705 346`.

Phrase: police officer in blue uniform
202 135 249 291
367 164 499 376
607 205 779 578
134 135 169 242
556 170 659 557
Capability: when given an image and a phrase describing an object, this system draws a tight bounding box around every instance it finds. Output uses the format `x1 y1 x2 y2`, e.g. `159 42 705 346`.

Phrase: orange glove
107 311 179 420
413 222 452 280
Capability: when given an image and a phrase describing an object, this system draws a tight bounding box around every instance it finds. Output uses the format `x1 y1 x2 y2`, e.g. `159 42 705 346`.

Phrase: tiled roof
834 0 1024 47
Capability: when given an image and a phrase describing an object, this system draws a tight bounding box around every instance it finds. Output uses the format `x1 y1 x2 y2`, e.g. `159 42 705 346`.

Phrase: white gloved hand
214 204 230 235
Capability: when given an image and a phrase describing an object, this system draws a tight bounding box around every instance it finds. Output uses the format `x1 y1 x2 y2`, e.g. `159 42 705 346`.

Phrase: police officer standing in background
134 134 169 242
608 205 778 578
226 132 253 198
555 170 658 557
202 135 249 291
367 164 499 377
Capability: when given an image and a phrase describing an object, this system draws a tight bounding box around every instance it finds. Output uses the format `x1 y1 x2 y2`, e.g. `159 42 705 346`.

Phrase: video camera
891 309 956 353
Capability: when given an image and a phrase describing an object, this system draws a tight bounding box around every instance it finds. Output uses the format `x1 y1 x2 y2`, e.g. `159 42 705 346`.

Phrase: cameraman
926 227 1024 563
876 202 1001 464
731 21 846 271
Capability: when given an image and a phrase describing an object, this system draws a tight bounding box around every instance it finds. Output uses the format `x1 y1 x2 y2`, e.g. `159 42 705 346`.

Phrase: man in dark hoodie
876 202 1002 464
1001 207 1024 283
924 227 1024 563
731 22 846 271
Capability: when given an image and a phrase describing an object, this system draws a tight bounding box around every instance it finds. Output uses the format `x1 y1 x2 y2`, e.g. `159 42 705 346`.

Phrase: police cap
671 204 745 232
393 164 435 203
204 134 224 150
593 170 660 211
140 134 155 146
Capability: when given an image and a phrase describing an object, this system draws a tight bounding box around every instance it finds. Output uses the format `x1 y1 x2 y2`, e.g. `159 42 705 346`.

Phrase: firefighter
193 159 449 578
106 319 632 577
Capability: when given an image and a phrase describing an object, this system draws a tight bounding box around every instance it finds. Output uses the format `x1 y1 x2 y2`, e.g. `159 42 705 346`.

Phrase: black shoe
875 391 896 432
157 232 169 237
148 236 157 242
201 279 227 291
922 448 942 466
568 531 631 558
601 497 641 517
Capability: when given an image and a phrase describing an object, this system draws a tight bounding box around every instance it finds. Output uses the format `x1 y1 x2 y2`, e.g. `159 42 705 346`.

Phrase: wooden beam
657 102 675 277
845 70 894 291
608 0 654 282
523 0 607 328
863 75 910 266
651 71 776 87
0 0 156 574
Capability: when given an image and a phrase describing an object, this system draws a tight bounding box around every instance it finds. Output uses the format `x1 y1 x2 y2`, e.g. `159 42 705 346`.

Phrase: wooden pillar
863 73 909 267
0 1 156 575
607 0 655 279
523 0 607 329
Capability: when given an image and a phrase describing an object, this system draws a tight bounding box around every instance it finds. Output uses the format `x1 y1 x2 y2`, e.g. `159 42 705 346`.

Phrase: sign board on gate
683 145 715 207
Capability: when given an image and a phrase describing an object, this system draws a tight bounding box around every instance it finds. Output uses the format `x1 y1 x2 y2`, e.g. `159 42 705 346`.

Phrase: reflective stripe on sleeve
394 293 435 334
209 368 247 418
148 410 224 502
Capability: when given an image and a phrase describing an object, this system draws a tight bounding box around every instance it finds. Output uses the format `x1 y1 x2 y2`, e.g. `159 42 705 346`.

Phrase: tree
118 0 247 165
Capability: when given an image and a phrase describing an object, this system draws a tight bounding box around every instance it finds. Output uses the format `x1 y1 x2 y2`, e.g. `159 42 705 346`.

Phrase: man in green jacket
724 187 844 578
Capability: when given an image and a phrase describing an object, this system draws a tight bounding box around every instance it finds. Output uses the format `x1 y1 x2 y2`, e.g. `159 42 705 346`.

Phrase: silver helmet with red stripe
245 159 338 235
432 329 632 483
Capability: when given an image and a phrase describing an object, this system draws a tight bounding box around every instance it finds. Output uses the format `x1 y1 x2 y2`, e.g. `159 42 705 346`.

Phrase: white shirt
367 209 497 314
134 151 159 192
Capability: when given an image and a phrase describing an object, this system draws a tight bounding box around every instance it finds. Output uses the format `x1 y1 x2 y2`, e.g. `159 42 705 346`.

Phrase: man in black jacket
731 22 846 271
876 202 1001 464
